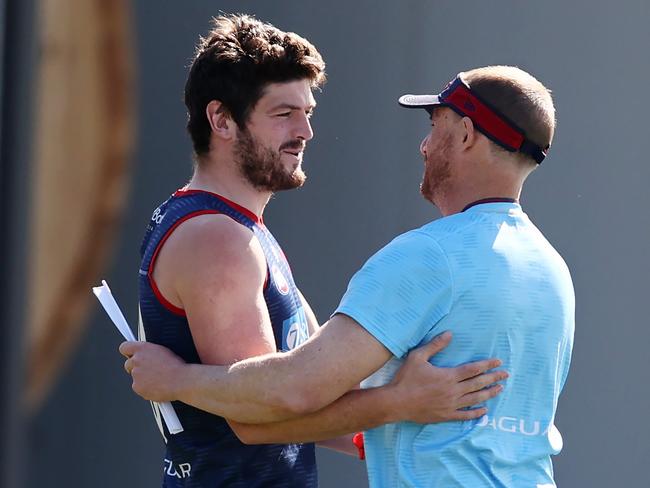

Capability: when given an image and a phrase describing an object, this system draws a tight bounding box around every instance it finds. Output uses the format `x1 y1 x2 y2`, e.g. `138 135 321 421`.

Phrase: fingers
413 331 452 359
460 370 509 394
119 341 139 358
448 406 488 421
457 384 504 409
454 358 502 381
124 357 134 374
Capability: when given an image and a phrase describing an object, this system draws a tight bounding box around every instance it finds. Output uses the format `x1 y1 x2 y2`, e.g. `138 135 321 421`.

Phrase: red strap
444 83 524 151
352 432 365 460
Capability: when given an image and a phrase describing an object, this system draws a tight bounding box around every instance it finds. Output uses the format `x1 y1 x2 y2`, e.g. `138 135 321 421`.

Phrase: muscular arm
150 214 291 420
171 313 392 422
124 323 506 425
230 387 398 444
225 332 504 444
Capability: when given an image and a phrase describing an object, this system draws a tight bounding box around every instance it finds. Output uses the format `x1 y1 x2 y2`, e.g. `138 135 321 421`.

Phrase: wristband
352 432 365 460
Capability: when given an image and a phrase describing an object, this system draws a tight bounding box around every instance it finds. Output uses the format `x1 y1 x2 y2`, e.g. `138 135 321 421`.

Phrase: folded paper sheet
92 280 184 434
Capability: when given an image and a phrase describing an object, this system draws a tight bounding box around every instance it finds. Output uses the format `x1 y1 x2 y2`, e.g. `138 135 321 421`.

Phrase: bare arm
288 290 361 454
170 313 393 422
316 435 358 457
226 332 504 444
144 214 291 421
122 328 506 425
231 387 399 444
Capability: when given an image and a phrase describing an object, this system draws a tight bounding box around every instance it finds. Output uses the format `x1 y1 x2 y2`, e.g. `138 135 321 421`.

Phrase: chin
419 183 436 206
292 169 307 186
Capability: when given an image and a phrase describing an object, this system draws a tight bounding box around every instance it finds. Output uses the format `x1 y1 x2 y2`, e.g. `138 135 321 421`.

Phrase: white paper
93 280 184 434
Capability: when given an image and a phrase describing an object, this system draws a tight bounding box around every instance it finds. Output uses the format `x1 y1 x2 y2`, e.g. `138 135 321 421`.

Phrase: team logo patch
285 322 301 350
272 264 290 295
282 308 310 351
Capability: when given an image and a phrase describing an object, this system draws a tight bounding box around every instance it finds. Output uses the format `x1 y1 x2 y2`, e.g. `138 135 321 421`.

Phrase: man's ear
206 100 236 140
459 116 477 150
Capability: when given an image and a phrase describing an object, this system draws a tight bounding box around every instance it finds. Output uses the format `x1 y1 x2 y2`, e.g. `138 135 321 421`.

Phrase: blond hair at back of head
463 66 555 164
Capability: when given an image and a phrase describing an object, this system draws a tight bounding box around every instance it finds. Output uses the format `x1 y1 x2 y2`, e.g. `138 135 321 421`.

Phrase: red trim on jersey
263 268 270 291
174 189 262 224
148 209 223 316
149 273 186 316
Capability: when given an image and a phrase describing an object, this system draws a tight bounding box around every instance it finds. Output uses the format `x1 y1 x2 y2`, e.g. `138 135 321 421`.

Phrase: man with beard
134 15 508 488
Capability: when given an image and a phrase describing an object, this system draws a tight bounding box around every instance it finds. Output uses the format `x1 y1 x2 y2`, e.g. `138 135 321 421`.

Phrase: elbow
228 421 263 445
279 388 323 417
256 375 331 419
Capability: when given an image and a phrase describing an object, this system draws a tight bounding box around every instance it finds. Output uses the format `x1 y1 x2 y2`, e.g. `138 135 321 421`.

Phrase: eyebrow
267 102 317 112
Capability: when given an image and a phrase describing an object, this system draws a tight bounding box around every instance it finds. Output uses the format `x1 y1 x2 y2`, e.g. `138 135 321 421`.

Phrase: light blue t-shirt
335 202 574 488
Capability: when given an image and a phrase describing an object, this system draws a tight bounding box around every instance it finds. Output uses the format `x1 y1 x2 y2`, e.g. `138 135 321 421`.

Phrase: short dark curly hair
184 14 326 156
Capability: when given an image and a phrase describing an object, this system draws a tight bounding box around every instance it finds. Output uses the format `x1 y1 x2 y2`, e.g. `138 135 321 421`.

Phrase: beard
234 127 306 192
420 133 453 205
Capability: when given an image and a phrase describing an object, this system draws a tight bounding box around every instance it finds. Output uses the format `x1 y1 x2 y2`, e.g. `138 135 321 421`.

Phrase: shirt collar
462 197 520 213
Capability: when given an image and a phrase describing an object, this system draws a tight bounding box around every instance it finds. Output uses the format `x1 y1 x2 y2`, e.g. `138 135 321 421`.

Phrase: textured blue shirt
335 202 574 488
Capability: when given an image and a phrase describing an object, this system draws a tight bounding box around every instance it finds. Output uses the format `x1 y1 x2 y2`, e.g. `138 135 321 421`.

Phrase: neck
435 175 524 217
432 148 533 216
187 151 271 219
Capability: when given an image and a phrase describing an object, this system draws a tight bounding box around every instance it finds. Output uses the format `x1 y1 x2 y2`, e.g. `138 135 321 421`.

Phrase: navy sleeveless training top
138 189 317 487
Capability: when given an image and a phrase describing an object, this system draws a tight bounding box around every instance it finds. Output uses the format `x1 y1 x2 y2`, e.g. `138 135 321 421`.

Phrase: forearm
173 316 393 423
228 386 401 444
317 434 357 456
177 356 305 423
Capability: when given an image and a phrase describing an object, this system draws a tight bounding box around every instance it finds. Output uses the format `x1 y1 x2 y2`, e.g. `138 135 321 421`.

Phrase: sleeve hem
333 307 407 358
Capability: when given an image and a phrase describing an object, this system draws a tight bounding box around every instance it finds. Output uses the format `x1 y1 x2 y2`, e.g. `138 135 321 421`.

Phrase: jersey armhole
148 210 223 316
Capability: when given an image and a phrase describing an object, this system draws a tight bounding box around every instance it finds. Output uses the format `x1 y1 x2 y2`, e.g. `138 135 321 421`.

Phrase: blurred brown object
25 0 136 411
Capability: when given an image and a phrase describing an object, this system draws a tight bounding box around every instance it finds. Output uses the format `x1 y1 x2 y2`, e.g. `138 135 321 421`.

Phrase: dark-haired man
128 14 506 488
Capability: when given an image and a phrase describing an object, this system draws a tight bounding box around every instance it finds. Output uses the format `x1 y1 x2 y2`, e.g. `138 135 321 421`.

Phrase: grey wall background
4 0 648 487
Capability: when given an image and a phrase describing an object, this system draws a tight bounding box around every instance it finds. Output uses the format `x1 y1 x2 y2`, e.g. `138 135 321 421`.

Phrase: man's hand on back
388 331 508 423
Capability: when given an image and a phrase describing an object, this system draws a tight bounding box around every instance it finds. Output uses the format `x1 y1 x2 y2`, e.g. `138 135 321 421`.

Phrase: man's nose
420 134 429 157
294 113 314 141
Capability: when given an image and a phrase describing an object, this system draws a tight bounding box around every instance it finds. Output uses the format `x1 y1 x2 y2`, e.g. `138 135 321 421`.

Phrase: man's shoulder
364 226 452 275
381 227 441 254
163 213 266 279
174 212 253 242
373 215 477 260
416 212 481 243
